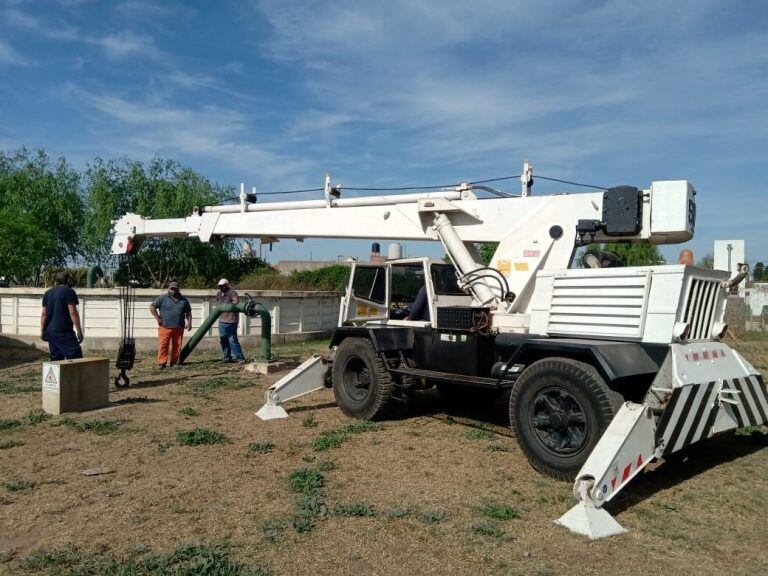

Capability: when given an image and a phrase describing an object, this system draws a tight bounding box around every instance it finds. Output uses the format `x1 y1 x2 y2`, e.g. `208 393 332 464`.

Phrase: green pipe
87 265 104 288
179 299 273 364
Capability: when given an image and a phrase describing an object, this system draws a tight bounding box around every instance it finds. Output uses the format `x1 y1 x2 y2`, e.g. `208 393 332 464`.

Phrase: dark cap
168 281 179 289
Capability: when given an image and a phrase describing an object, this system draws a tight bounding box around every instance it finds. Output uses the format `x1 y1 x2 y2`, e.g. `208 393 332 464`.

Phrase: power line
222 173 608 201
534 175 607 190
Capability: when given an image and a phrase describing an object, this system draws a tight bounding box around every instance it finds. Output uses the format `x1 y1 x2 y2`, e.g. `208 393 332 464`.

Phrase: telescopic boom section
111 180 696 308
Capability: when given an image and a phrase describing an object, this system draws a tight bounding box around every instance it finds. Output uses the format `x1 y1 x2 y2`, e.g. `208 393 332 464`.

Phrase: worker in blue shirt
405 285 430 321
40 272 84 361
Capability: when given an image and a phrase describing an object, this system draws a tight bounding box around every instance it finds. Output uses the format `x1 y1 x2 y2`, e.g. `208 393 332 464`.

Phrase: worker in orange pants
149 281 192 369
157 325 184 366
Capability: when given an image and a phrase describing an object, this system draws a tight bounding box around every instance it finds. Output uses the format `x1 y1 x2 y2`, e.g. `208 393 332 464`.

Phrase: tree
82 157 236 287
696 254 714 269
0 148 83 284
476 243 498 266
584 243 666 267
753 262 765 282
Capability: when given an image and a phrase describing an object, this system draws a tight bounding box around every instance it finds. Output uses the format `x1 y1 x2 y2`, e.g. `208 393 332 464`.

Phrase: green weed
288 466 329 533
479 502 519 521
262 520 285 543
736 425 768 438
334 502 376 517
312 421 379 451
466 428 495 440
487 442 509 452
248 442 275 455
19 543 268 575
0 439 23 450
302 415 318 428
471 521 505 538
419 510 447 524
26 409 51 426
176 428 229 446
53 417 127 435
0 419 21 431
316 460 336 472
288 468 325 494
178 407 199 417
187 377 254 396
5 479 36 493
388 507 411 518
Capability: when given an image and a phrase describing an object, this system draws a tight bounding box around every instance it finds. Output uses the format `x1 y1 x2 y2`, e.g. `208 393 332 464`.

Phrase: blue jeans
218 322 244 360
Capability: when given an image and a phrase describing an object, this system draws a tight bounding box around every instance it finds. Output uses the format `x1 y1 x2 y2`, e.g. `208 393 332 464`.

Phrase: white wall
0 288 341 339
714 239 746 297
747 283 768 317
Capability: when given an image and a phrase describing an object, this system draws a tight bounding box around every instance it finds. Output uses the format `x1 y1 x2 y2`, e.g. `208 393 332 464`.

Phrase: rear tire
332 337 394 420
509 357 622 481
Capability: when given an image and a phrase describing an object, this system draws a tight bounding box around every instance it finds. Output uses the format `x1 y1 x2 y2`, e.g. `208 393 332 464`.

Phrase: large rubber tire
332 337 394 420
509 357 622 481
437 383 504 407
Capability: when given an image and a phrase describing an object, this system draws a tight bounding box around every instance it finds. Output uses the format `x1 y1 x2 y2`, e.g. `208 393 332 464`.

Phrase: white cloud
89 30 165 61
251 0 767 174
70 87 311 183
0 39 29 66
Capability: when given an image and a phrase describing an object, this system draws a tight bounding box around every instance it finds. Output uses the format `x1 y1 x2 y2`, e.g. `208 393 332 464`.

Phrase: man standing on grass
40 271 84 360
149 281 192 369
216 278 245 363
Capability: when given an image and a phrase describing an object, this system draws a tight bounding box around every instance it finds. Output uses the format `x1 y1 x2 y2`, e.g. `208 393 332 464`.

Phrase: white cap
217 278 229 286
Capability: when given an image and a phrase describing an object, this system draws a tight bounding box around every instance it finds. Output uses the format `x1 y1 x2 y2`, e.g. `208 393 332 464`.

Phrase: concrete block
245 361 285 375
42 357 110 415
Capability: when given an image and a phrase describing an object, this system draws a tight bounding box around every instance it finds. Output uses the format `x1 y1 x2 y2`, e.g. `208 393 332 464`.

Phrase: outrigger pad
555 503 627 540
255 403 289 420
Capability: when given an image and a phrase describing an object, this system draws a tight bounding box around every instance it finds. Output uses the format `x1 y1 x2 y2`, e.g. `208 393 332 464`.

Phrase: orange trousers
157 326 184 366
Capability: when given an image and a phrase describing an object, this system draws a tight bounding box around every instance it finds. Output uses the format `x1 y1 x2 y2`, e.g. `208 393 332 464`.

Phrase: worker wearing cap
149 281 192 369
216 279 245 363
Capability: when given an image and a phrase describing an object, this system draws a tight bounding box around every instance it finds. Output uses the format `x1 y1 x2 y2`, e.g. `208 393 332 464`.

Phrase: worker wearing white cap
216 278 245 363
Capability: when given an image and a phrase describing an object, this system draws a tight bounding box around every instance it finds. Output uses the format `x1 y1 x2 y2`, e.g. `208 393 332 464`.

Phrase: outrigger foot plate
255 356 326 421
555 502 627 540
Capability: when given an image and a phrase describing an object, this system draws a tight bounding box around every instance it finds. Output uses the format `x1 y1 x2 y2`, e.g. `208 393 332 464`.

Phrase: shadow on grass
394 387 512 430
608 432 767 515
112 376 188 389
284 402 338 414
0 336 47 369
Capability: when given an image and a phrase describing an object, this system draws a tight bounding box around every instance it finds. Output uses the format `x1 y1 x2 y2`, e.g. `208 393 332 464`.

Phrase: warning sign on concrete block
42 364 60 392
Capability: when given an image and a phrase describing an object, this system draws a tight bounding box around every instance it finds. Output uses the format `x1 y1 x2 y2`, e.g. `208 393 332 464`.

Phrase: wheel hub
530 387 588 456
342 356 372 403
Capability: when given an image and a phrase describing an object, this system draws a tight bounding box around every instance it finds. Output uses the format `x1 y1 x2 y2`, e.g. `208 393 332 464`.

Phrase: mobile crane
111 164 767 539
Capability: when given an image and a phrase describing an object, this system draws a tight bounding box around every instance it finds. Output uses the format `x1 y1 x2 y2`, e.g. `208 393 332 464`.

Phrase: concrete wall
746 283 768 316
0 288 341 352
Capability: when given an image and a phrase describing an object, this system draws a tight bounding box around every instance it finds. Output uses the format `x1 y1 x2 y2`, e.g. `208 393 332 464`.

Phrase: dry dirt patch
1 339 767 575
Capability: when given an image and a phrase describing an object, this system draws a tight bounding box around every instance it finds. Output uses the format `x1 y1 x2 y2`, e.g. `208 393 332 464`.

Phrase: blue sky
1 0 766 265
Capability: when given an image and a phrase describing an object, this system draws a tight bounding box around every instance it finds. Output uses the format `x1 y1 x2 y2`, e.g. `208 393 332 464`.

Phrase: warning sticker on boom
43 365 60 392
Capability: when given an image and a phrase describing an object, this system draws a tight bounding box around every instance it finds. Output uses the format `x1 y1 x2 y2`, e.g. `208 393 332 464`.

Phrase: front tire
332 337 394 420
509 357 622 480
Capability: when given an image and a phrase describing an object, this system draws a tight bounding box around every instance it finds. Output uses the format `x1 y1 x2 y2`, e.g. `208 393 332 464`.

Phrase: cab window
352 266 387 304
391 264 424 303
430 263 464 295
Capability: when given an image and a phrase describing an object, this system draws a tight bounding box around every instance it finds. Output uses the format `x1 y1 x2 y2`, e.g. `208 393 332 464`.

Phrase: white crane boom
112 179 695 313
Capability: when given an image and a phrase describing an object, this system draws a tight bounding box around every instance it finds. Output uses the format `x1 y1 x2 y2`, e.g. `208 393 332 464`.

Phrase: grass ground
0 338 767 575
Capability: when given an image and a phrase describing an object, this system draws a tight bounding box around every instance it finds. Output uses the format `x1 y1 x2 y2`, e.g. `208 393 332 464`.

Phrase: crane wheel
509 357 622 481
332 337 394 420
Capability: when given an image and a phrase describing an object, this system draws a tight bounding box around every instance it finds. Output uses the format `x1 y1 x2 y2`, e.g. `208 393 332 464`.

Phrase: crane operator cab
339 258 472 328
